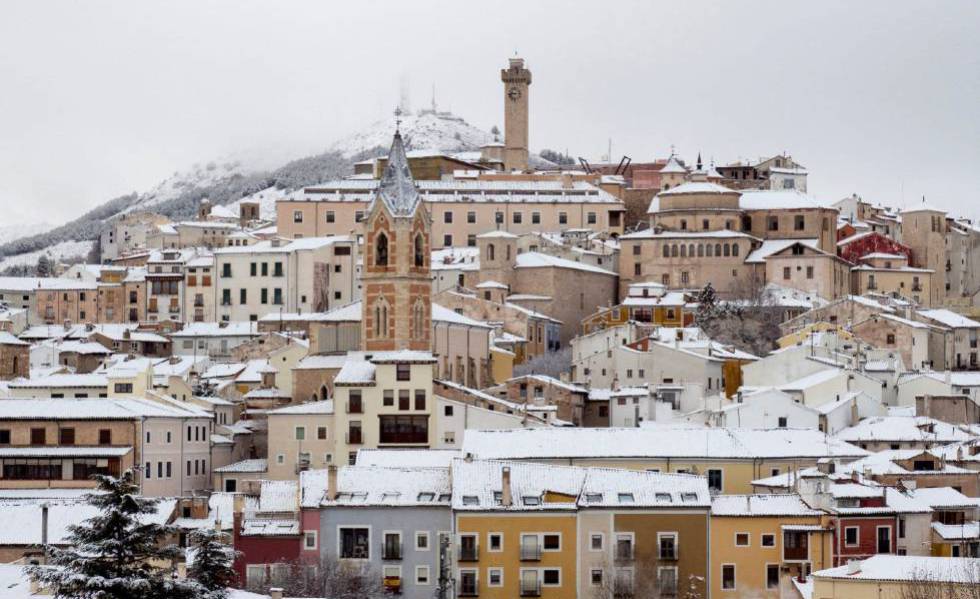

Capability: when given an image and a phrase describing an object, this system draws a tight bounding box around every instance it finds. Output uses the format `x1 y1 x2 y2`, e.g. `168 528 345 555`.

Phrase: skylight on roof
438 494 451 502
522 495 542 506
681 493 698 503
585 493 602 503
336 492 353 501
493 491 503 504
417 492 435 502
462 495 479 506
618 493 635 504
655 493 672 502
381 492 401 501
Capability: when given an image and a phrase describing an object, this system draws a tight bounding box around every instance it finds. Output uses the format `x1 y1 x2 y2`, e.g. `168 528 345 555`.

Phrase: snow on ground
0 239 93 271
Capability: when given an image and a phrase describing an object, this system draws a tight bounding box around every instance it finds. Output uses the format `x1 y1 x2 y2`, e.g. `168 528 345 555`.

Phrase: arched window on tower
412 299 426 339
374 298 390 338
375 233 389 266
487 243 495 261
414 234 424 267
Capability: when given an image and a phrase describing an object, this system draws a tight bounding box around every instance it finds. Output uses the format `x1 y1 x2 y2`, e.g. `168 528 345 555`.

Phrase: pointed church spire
376 125 421 217
696 152 703 171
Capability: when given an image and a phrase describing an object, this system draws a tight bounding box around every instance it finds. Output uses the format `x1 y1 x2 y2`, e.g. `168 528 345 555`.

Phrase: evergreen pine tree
694 282 719 327
186 528 239 598
35 254 52 277
27 470 205 599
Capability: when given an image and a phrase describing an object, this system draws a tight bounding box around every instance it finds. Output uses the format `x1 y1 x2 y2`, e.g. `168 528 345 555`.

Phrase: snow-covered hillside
0 240 94 272
0 223 51 246
330 110 496 158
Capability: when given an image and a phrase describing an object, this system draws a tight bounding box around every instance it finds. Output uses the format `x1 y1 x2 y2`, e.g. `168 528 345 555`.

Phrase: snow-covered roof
214 458 268 473
835 416 972 444
515 251 617 276
620 229 759 241
334 356 377 385
476 230 518 239
900 201 947 214
294 354 349 370
301 466 451 508
908 487 980 510
302 178 623 205
369 350 437 364
0 446 132 458
918 308 980 329
268 401 334 415
170 321 259 338
432 303 492 328
451 459 711 511
711 494 823 517
738 190 828 211
932 521 980 541
0 276 96 291
658 181 735 196
0 497 174 546
813 555 980 583
235 359 271 383
0 397 208 420
744 238 821 264
355 448 460 468
507 373 587 394
461 427 868 460
0 331 28 346
214 235 352 255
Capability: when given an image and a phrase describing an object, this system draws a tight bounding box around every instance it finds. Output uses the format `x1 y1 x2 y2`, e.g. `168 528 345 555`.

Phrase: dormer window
584 493 602 503
522 495 541 506
462 495 479 506
655 492 672 503
681 492 698 503
618 493 635 504
417 492 435 502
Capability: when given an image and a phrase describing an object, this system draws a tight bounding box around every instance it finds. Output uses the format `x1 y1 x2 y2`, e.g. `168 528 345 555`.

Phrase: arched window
662 244 670 258
732 243 739 257
723 244 730 257
375 233 389 266
697 244 704 257
412 299 426 339
715 243 722 257
320 385 328 401
414 234 424 267
506 245 511 260
680 244 687 258
373 298 390 338
671 244 679 257
706 244 713 257
488 243 495 261
689 244 695 257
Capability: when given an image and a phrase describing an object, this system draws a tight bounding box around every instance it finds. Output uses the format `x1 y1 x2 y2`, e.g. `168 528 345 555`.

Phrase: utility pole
435 534 454 599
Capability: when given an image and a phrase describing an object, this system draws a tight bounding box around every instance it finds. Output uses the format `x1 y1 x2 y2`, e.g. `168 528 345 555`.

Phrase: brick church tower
361 129 433 352
501 57 532 172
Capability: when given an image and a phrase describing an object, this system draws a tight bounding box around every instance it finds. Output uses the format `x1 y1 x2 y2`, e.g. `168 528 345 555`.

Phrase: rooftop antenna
431 83 437 112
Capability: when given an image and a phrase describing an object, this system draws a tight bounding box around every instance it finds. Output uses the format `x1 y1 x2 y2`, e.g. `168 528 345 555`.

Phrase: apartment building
214 236 357 322
710 494 832 597
302 465 452 598
265 401 335 480
451 458 711 598
146 248 195 322
277 177 626 248
0 396 211 496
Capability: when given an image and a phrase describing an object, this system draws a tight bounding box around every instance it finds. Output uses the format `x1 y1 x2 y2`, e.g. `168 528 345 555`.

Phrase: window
30 428 46 445
0 430 10 445
591 569 603 586
339 527 370 559
396 364 411 381
295 426 306 440
783 266 791 280
707 469 722 492
766 564 779 589
293 210 304 223
722 564 735 590
845 527 859 546
513 212 522 224
587 212 597 224
416 565 430 585
795 215 805 231
887 333 896 345
541 569 560 586
532 212 540 224
375 233 389 266
761 534 775 547
658 567 678 596
59 428 75 445
590 534 603 551
467 211 476 224
495 211 504 224
735 533 750 546
382 531 402 559
488 568 503 587
416 531 430 550
317 426 328 440
99 429 111 445
489 533 502 552
414 234 424 267
443 234 452 246
326 211 335 223
114 383 133 394
778 416 788 428
444 405 454 416
467 234 476 247
559 212 568 225
768 216 779 231
443 211 453 224
659 533 677 559
543 534 561 551
399 390 410 410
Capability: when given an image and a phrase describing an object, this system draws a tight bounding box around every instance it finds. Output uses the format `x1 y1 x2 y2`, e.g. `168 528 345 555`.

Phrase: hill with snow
0 109 555 273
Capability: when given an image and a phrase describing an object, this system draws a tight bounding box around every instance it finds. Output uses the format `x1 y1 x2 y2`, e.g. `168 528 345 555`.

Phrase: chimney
560 173 573 190
63 319 71 331
846 560 862 575
270 588 284 599
41 502 49 547
850 400 859 426
326 465 338 501
501 467 513 507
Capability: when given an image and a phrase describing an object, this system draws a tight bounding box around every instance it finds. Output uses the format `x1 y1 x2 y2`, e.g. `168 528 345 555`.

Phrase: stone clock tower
501 57 532 172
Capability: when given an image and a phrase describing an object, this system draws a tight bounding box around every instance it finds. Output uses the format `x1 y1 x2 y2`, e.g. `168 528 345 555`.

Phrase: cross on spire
394 106 403 133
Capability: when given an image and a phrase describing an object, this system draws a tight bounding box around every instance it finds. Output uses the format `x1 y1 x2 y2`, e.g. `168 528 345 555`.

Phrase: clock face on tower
508 86 522 101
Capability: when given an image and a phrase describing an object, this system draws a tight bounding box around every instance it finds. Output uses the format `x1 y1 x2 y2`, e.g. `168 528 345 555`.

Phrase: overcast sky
1 0 978 225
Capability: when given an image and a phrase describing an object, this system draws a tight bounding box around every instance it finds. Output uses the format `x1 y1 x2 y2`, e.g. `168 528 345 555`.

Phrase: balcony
615 543 635 562
520 544 542 561
346 430 363 445
458 545 479 562
783 532 809 561
382 541 403 561
520 580 542 597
